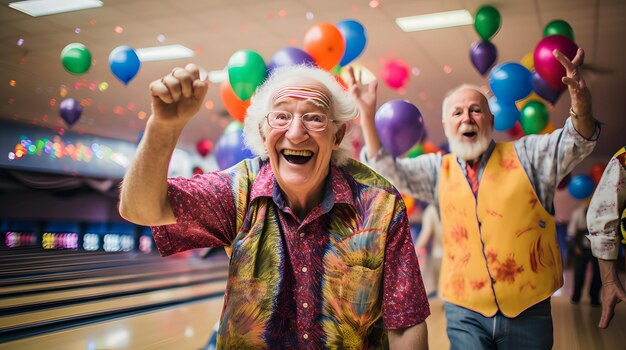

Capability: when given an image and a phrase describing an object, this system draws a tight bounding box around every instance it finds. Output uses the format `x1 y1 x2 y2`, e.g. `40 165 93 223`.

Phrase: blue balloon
568 174 594 199
268 47 315 74
489 62 532 103
109 46 141 85
214 129 255 170
488 96 520 131
337 20 367 67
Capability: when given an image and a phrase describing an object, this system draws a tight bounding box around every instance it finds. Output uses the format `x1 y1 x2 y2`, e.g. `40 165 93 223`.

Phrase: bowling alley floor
1 256 624 350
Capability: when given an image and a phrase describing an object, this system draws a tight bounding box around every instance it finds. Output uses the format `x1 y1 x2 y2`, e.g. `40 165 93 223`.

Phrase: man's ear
334 124 347 148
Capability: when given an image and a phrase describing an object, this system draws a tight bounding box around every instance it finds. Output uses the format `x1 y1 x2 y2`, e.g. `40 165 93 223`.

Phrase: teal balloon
543 19 575 41
520 100 549 135
227 50 267 101
474 6 501 41
109 46 141 85
60 43 92 75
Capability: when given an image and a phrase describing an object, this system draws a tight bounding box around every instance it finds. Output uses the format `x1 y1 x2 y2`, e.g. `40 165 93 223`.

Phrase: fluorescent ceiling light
136 45 195 62
396 10 473 32
9 0 103 17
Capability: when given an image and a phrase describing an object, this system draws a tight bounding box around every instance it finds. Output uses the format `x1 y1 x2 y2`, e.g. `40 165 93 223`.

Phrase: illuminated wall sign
0 122 136 179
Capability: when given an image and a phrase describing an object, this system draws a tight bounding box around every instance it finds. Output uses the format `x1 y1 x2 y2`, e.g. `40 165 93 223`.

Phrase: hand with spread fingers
553 48 597 138
345 66 382 159
149 63 209 130
346 66 378 124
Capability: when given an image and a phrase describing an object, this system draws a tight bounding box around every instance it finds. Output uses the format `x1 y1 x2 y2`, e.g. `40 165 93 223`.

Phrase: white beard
445 124 492 161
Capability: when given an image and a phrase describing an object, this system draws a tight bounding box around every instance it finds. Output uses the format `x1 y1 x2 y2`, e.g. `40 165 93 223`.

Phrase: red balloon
196 139 213 157
589 162 606 185
193 166 204 175
533 35 578 92
220 80 250 123
507 122 525 140
303 23 345 71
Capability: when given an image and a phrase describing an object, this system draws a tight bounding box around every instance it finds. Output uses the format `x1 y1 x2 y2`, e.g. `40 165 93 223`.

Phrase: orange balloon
401 193 416 217
422 140 439 154
539 121 555 134
220 80 250 123
303 23 345 71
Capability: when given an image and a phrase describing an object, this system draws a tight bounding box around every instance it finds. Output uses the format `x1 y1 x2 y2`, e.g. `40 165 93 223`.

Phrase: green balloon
520 101 549 134
474 6 501 41
406 143 424 158
227 50 267 101
543 19 575 41
60 43 92 75
331 65 342 76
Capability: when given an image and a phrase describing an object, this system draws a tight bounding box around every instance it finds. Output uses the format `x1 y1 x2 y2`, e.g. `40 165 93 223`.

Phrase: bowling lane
0 296 226 350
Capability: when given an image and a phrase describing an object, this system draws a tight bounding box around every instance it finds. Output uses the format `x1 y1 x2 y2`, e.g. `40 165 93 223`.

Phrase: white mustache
458 124 479 133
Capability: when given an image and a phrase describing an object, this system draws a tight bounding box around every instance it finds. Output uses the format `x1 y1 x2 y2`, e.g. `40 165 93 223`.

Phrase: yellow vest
438 142 563 317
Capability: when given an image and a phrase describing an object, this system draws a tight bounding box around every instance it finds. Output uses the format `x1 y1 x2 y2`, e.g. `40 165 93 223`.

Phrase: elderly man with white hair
354 48 599 349
119 63 430 349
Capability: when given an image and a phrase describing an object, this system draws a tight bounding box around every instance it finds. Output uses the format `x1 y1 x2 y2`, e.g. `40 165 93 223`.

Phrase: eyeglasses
265 111 331 132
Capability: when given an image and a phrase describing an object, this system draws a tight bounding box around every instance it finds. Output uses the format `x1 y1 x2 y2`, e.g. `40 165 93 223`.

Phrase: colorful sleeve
382 197 430 329
586 149 626 260
151 162 250 256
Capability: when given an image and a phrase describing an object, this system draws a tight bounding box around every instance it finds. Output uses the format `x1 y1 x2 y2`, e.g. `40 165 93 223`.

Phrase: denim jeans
445 298 553 350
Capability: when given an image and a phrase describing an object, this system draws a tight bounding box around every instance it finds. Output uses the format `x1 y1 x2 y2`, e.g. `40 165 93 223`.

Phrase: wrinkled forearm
119 118 182 225
388 322 428 350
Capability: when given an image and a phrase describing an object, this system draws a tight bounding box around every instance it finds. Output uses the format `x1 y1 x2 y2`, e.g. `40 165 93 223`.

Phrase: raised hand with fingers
553 48 597 139
346 66 381 159
149 63 209 131
346 66 378 123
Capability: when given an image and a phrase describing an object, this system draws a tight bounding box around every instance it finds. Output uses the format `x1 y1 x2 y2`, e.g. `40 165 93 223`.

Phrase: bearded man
352 48 600 349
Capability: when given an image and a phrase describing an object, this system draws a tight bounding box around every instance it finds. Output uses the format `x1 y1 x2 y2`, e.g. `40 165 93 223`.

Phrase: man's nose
461 109 475 124
284 116 309 142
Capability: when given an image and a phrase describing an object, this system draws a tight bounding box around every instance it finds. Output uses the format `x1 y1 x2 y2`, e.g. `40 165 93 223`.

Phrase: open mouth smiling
281 149 313 164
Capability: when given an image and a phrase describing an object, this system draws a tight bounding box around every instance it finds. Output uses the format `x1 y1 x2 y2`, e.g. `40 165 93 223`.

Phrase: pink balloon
533 35 578 92
381 59 410 90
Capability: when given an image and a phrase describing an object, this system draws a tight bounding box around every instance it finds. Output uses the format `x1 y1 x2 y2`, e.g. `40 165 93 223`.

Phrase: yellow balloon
515 92 544 110
520 52 534 71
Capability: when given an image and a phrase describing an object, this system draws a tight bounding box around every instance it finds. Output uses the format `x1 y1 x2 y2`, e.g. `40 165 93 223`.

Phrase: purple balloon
375 100 425 157
268 47 316 73
470 40 498 76
532 71 561 105
214 129 255 170
59 98 83 127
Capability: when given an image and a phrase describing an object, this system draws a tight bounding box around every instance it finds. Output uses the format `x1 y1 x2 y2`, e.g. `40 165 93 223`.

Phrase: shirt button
299 232 305 238
301 266 308 273
303 302 309 308
303 333 309 340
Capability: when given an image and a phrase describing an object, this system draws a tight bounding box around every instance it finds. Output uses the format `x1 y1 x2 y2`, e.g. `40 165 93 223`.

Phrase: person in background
350 48 599 349
587 145 626 329
119 63 430 349
414 204 443 298
567 200 601 306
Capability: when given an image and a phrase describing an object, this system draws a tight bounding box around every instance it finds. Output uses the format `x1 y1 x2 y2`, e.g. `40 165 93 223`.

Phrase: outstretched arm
553 48 597 139
119 64 209 225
